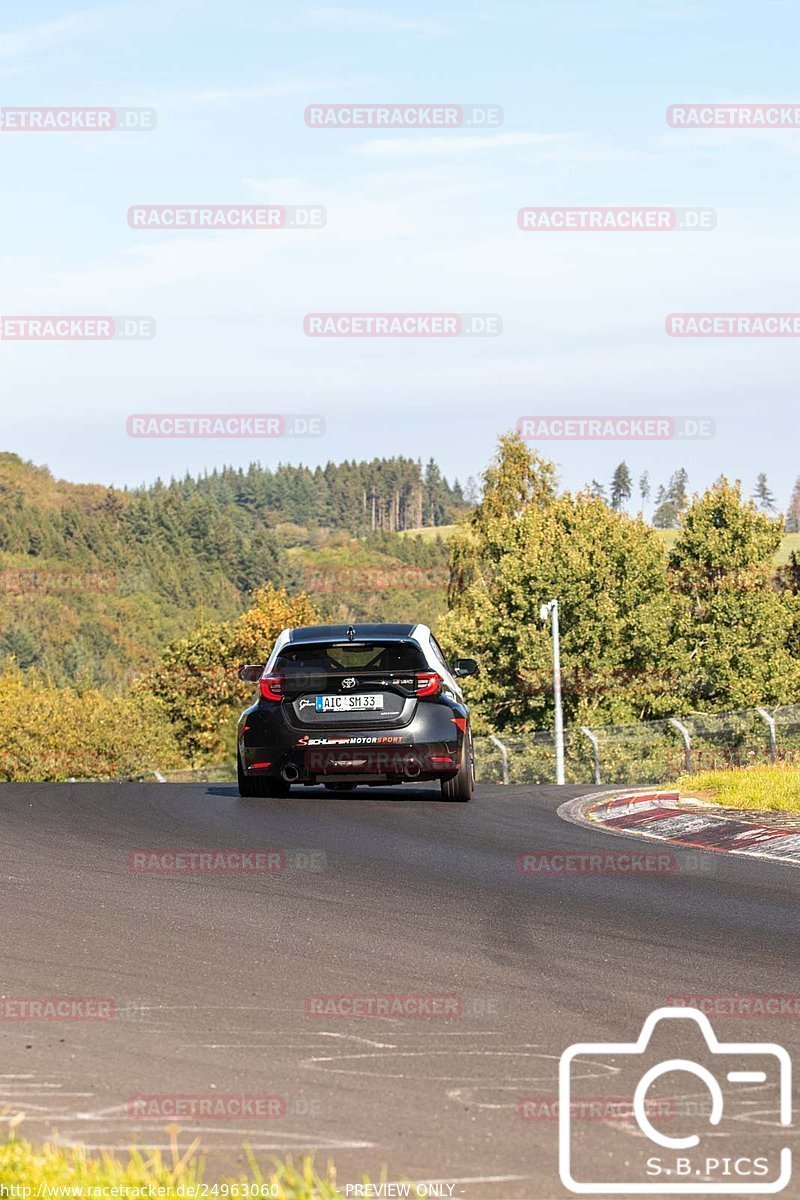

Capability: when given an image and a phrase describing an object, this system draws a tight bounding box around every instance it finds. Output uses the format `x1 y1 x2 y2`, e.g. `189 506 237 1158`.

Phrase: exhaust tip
282 764 300 782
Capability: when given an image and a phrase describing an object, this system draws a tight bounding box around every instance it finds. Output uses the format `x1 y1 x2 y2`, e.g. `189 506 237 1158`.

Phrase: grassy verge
676 764 800 812
653 528 800 564
0 1127 345 1197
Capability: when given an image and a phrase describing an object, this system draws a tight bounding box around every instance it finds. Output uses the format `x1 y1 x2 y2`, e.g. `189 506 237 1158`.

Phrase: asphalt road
3 781 800 1198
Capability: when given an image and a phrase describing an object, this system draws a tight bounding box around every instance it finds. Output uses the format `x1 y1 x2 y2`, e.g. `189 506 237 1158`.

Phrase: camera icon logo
559 1006 792 1194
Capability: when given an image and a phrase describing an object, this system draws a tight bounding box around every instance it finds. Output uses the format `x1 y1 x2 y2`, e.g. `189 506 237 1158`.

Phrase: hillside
0 453 467 687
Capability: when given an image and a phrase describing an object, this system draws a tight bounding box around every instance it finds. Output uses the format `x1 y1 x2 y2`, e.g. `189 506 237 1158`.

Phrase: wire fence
474 705 800 786
26 705 800 786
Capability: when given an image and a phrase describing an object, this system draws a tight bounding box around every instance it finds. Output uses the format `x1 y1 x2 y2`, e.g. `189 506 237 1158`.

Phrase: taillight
415 671 442 697
259 674 284 702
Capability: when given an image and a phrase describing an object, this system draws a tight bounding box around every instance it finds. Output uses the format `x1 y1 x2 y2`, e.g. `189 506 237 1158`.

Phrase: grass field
396 524 456 541
677 764 800 812
654 528 799 563
773 531 800 564
0 1131 346 1197
399 525 800 563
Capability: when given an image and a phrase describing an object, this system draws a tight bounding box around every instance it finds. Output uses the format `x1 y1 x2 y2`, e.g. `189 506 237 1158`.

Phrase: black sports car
237 622 477 800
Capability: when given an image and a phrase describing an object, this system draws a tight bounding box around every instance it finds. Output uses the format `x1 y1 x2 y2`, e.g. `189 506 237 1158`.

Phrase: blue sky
1 0 798 511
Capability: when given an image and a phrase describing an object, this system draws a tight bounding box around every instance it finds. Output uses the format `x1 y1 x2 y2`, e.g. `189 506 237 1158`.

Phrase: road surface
2 781 799 1196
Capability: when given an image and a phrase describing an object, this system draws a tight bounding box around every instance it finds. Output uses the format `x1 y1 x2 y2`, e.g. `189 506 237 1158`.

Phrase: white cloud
0 8 105 61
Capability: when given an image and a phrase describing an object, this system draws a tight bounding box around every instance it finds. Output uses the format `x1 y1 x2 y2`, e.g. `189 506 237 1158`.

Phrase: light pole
540 599 565 785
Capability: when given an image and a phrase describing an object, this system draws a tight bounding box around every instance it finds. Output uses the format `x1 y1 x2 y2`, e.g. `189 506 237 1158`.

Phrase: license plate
315 693 384 712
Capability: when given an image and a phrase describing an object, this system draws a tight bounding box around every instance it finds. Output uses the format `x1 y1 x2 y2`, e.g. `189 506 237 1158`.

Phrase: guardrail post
488 735 510 785
756 707 777 764
579 726 602 784
668 718 692 774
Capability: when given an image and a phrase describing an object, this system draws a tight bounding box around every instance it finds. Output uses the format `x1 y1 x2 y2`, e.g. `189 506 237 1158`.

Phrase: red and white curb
558 789 800 869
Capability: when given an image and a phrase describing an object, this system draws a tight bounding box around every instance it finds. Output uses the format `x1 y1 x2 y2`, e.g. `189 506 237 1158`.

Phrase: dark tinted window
275 641 427 673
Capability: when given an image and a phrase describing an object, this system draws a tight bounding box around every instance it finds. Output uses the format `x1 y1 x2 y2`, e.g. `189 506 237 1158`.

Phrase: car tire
440 726 474 802
237 752 290 798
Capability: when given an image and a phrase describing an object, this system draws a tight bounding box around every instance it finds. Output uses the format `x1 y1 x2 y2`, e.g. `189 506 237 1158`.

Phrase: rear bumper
238 699 468 784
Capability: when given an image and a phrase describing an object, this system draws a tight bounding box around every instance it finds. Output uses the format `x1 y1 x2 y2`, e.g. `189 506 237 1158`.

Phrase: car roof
286 623 418 643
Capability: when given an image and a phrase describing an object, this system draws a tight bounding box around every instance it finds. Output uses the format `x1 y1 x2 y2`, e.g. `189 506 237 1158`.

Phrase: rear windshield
275 641 427 673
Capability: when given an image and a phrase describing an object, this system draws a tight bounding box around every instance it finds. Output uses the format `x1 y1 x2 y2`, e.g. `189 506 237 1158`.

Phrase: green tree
639 470 650 510
610 462 633 511
786 476 800 533
446 434 557 605
653 468 689 528
440 438 677 731
668 480 800 707
753 473 777 513
138 585 319 762
1 626 41 670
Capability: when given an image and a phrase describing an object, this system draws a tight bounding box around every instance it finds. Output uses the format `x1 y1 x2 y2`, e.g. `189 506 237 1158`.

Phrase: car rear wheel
237 752 290 798
440 727 474 802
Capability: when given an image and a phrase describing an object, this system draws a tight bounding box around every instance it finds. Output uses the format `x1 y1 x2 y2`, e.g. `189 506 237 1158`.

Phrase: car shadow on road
207 784 461 803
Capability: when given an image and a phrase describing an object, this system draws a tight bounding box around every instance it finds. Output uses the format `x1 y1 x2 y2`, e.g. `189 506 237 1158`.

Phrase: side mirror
238 664 265 683
453 658 478 678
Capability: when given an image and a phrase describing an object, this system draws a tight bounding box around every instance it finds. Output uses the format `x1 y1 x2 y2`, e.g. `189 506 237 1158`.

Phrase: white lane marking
317 1031 397 1048
48 1131 375 1151
0 1082 67 1090
306 1047 559 1082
